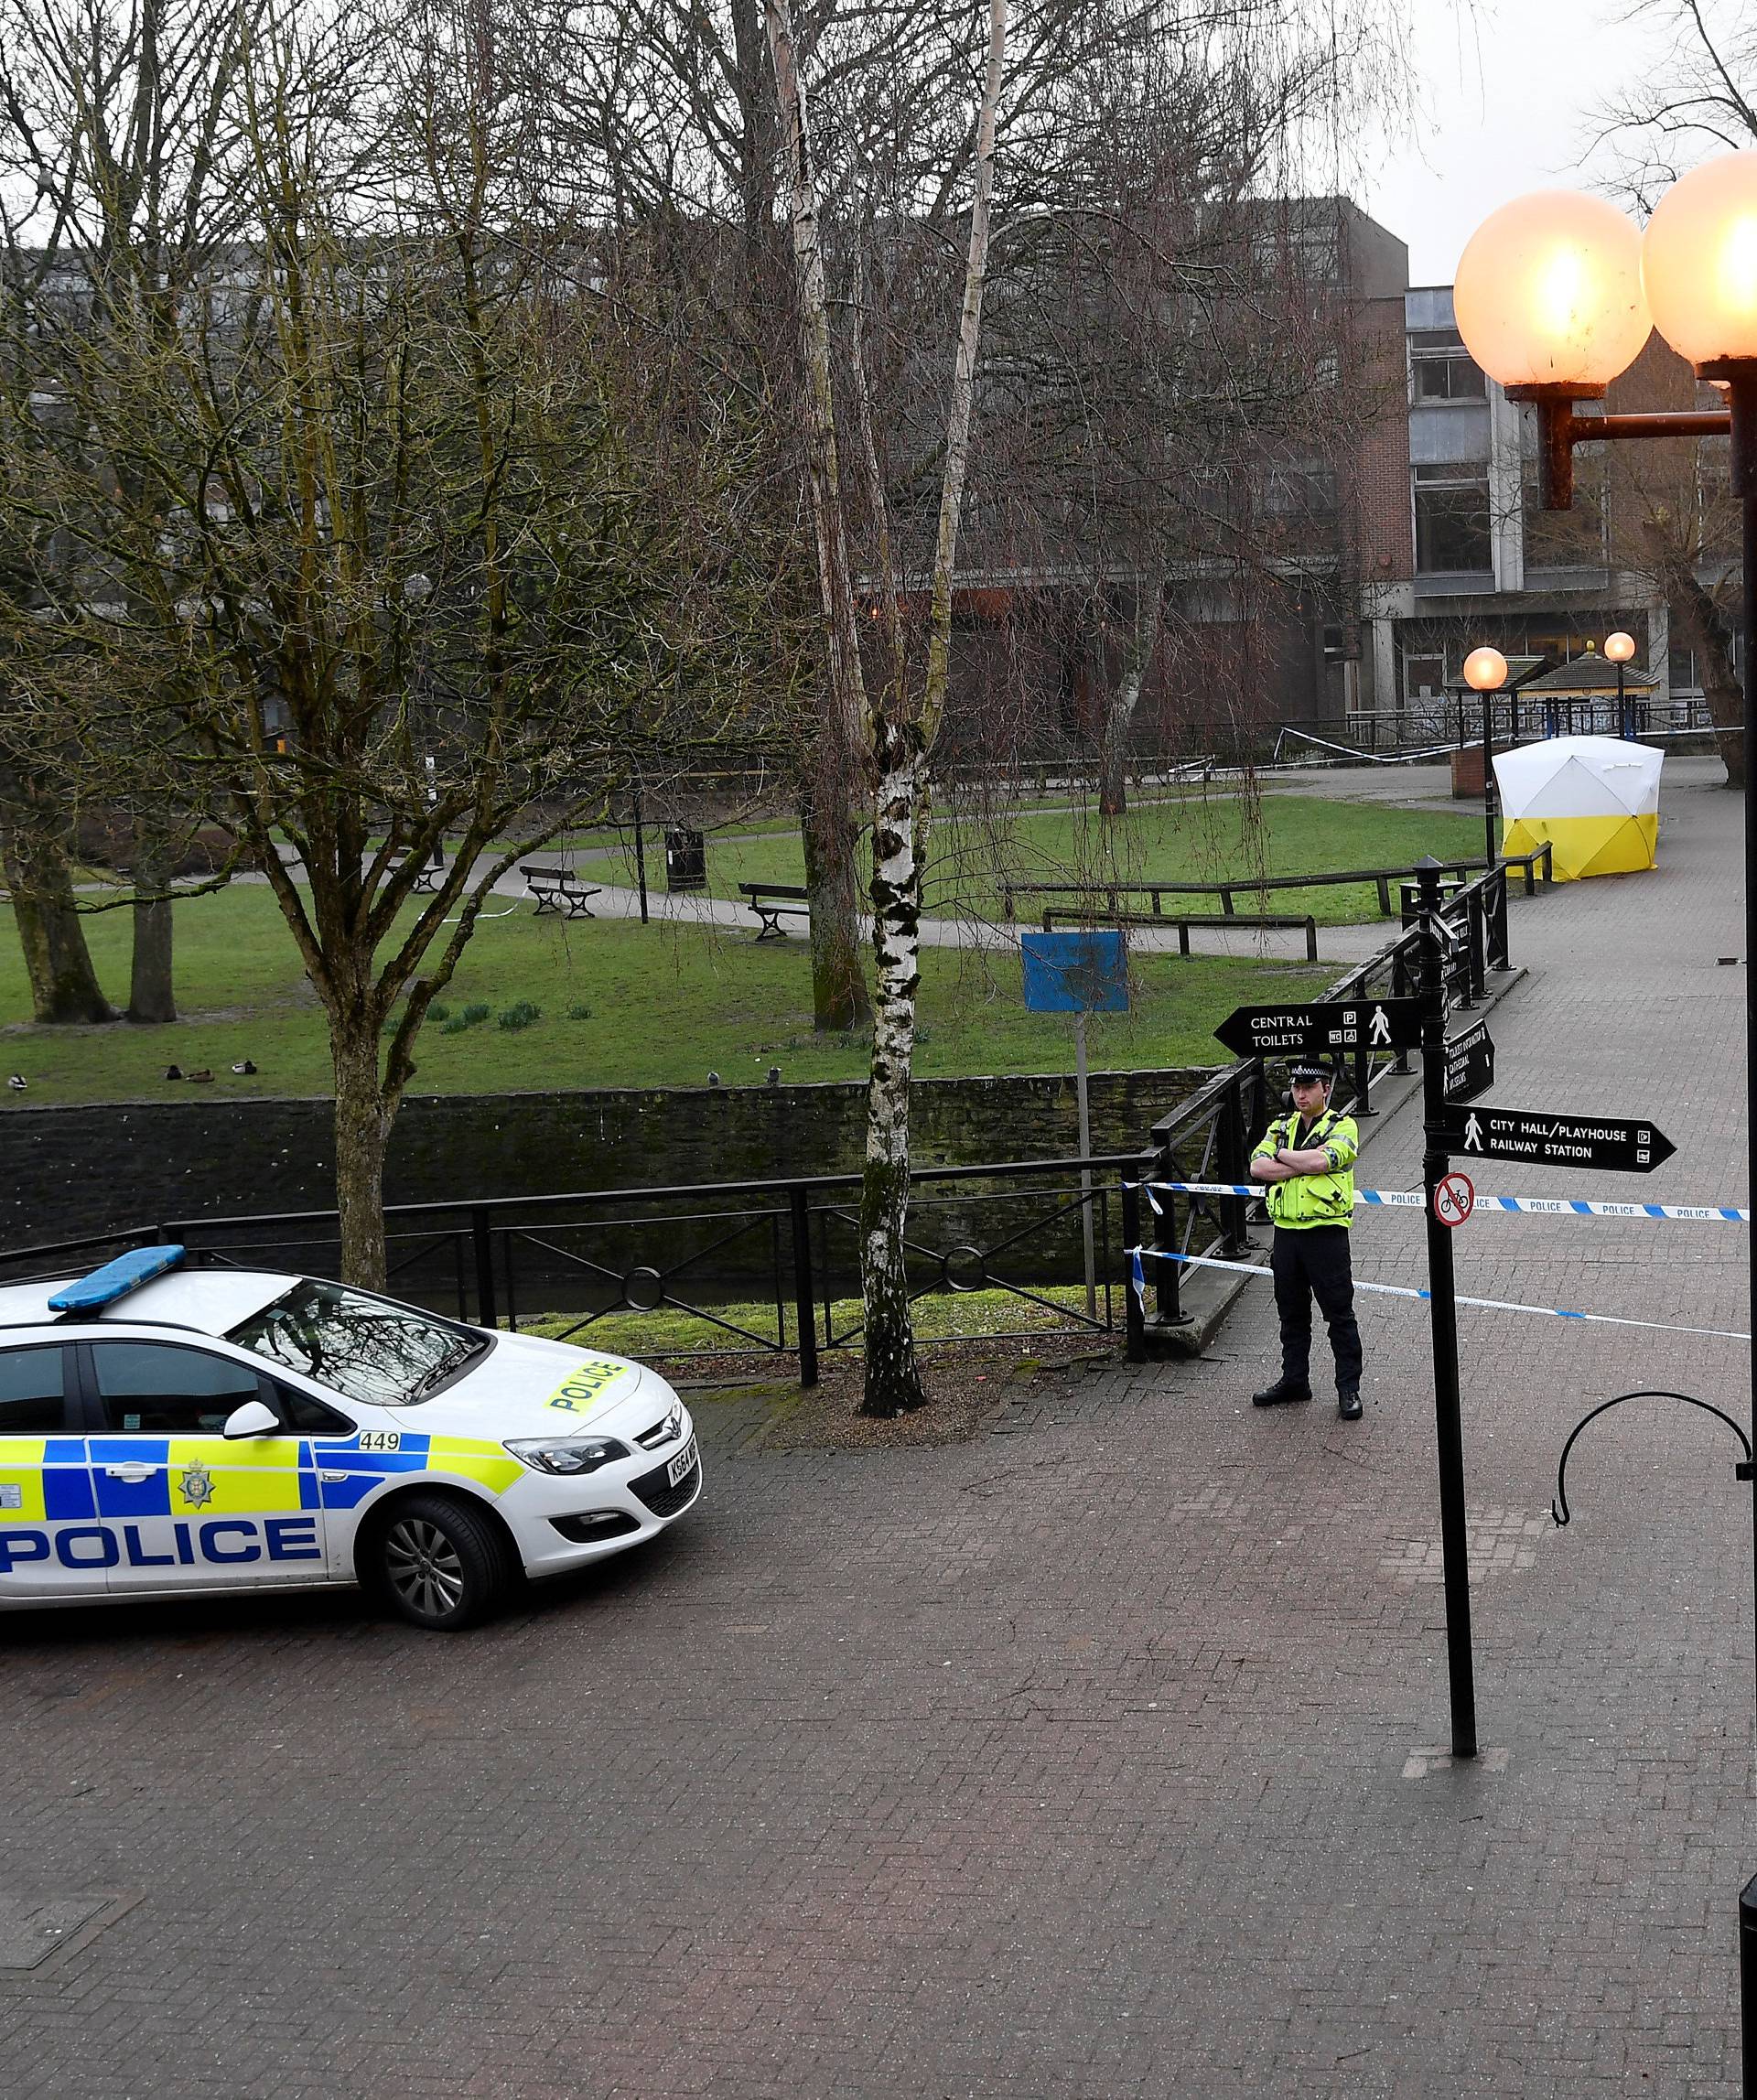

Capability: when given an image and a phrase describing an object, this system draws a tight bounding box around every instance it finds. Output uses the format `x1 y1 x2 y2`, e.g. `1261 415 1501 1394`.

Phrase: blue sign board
1020 931 1128 1015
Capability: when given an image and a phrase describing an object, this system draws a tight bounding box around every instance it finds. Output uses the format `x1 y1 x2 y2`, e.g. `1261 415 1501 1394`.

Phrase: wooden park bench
522 864 601 918
1040 905 1320 963
738 880 811 940
388 845 447 893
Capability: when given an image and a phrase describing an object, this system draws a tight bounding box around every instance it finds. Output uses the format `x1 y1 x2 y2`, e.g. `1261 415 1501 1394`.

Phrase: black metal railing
1273 694 1715 760
1126 849 1541 1354
0 1156 1140 1389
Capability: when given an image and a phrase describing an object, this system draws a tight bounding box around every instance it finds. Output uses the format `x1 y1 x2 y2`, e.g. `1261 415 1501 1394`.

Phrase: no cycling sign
1433 1172 1475 1229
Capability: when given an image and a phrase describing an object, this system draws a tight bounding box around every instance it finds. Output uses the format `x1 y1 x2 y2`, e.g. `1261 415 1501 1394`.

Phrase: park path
149 754 1575 966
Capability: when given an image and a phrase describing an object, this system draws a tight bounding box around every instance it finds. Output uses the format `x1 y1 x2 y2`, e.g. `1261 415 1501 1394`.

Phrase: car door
0 1342 101 1602
81 1339 328 1591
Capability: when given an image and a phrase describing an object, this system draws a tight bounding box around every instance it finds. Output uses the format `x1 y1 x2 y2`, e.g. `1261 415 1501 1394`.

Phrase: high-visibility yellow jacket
1252 1106 1359 1229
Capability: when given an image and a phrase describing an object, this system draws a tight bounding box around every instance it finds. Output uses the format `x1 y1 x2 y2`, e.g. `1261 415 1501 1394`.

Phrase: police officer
1247 1057 1364 1420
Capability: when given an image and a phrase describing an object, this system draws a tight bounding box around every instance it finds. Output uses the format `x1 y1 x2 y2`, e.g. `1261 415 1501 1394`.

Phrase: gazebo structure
1518 645 1658 739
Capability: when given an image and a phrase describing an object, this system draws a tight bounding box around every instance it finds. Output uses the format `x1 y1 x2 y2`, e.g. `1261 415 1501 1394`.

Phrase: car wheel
364 1492 512 1631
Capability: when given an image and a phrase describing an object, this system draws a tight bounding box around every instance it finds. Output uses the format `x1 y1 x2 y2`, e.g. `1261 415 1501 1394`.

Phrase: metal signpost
1414 862 1479 1758
1021 931 1128 1319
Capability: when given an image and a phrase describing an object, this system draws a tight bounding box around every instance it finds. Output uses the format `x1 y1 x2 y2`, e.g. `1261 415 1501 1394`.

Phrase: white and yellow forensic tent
1492 736 1664 881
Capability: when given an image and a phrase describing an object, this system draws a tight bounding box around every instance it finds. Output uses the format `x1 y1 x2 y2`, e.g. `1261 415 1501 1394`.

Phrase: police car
0 1246 701 1630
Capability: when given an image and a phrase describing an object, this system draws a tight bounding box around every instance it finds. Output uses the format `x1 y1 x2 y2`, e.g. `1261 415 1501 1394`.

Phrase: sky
1356 0 1687 285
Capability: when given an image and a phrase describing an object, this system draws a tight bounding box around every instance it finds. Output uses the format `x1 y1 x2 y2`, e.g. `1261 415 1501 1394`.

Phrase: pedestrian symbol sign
1434 1103 1675 1173
1214 997 1421 1060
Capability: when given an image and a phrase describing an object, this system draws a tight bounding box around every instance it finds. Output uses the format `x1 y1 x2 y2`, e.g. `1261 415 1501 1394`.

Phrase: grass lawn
515 1280 1107 1357
0 879 1331 1105
598 790 1482 925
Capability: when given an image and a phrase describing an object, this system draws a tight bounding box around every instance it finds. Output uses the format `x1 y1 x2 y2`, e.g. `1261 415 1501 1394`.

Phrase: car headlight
504 1436 631 1475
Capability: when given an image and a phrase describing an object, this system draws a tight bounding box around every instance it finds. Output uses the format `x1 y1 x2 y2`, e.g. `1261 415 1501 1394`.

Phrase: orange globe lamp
1462 646 1509 693
1454 191 1650 393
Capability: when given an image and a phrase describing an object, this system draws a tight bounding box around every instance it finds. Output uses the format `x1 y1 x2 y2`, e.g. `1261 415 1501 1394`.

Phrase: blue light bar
48 1244 187 1314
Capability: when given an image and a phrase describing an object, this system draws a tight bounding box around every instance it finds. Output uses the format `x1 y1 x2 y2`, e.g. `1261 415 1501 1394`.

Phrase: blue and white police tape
1125 1245 1751 1343
1135 1180 1750 1224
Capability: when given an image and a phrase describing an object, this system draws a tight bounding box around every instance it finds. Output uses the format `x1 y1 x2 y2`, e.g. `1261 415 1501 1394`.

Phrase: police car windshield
227 1281 485 1407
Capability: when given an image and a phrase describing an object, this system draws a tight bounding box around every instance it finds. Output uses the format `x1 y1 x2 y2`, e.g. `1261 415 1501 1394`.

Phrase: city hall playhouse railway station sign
1433 1105 1676 1174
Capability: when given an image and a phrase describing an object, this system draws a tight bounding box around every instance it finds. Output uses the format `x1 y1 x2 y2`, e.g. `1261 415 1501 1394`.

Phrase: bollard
1741 1873 1757 2096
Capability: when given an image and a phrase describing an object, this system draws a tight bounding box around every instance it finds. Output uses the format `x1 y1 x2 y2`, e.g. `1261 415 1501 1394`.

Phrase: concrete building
1356 283 1733 738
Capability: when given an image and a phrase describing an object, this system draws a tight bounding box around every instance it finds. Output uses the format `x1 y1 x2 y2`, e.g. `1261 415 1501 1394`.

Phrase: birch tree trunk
857 0 1008 1416
764 0 872 1035
1097 576 1165 818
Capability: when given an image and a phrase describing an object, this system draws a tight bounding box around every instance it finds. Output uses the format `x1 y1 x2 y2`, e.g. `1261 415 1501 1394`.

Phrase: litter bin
665 825 706 893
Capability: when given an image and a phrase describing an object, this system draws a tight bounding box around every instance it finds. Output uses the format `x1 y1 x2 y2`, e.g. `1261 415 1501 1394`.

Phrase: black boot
1252 1376 1312 1407
1337 1385 1363 1421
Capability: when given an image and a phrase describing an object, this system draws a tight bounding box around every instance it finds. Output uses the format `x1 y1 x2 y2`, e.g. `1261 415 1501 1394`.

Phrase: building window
1405 653 1446 698
1522 450 1606 570
1260 461 1337 516
1413 464 1492 573
1409 330 1487 404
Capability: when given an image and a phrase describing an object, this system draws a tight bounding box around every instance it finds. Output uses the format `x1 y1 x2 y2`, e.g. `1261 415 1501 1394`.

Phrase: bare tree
1596 0 1756 208
765 0 1008 1416
0 0 781 1280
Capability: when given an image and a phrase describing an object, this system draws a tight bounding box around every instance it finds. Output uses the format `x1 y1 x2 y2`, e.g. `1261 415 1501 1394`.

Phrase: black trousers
1270 1224 1363 1391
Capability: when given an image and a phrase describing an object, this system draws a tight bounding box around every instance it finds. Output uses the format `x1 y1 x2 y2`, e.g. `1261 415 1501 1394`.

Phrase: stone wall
3 1068 1208 1253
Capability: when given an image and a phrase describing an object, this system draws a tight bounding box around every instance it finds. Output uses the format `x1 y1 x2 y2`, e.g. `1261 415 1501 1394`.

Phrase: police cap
1287 1057 1333 1082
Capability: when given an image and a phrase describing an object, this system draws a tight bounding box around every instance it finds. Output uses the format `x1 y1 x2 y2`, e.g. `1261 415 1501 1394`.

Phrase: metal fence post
1488 864 1510 970
1218 1077 1250 1252
471 1207 498 1330
789 1185 820 1388
1121 1177 1147 1362
1147 1142 1180 1325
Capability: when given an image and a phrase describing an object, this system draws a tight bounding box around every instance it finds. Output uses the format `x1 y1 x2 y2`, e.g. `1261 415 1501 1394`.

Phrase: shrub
498 999 542 1030
460 1002 491 1025
440 1016 469 1035
428 1003 450 1024
565 1002 593 1020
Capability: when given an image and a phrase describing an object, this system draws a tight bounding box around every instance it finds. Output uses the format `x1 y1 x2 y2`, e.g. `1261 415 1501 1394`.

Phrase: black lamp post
1461 645 1508 870
1606 629 1638 739
1455 160 1757 2091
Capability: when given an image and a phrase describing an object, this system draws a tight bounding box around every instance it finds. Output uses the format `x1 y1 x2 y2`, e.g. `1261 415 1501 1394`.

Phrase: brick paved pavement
3 767 1751 2098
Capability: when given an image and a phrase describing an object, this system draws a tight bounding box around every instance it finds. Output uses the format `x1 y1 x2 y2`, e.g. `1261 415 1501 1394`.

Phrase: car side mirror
222 1398 281 1439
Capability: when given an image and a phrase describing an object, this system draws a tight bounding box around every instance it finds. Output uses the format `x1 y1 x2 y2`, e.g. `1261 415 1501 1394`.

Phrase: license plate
666 1438 697 1488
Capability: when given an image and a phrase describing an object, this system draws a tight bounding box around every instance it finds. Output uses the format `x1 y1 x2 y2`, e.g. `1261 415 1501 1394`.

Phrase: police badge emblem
178 1464 216 1511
